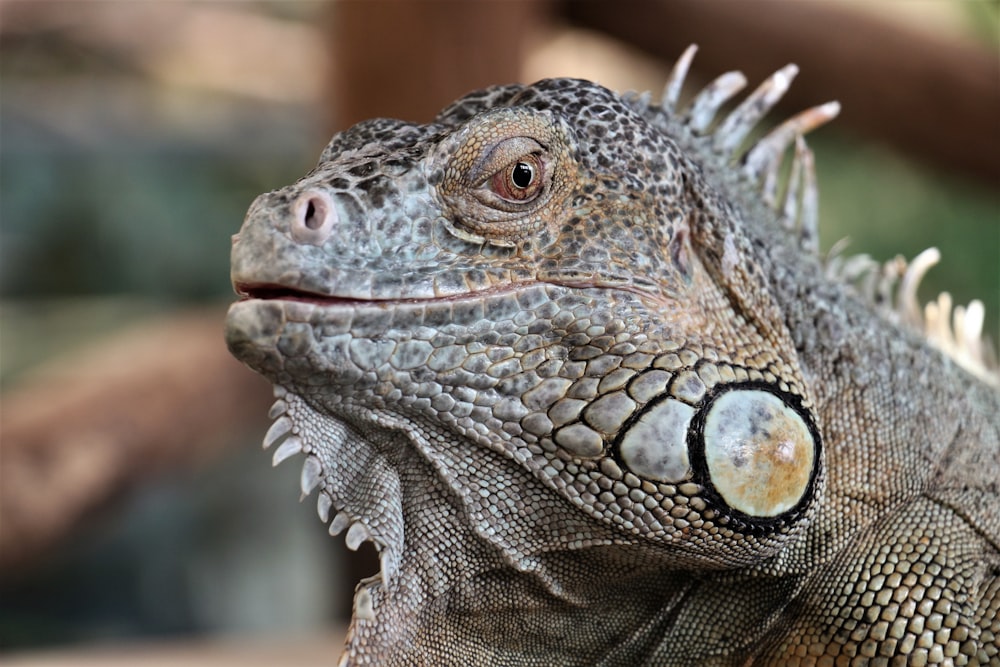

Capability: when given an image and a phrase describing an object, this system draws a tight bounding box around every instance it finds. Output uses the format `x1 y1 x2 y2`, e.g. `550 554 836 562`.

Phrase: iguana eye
436 114 563 240
490 155 543 202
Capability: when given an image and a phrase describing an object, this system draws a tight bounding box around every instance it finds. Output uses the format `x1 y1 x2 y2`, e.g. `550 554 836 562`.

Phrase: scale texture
225 48 999 665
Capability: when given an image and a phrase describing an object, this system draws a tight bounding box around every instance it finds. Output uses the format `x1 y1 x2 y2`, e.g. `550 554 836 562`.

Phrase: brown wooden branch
325 0 554 131
0 309 273 574
563 0 1000 186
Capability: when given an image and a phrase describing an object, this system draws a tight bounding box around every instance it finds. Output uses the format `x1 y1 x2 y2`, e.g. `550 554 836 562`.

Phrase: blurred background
1 1 997 664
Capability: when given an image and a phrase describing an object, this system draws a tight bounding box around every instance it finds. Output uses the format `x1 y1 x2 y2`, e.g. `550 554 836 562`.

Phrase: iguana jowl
226 47 1000 665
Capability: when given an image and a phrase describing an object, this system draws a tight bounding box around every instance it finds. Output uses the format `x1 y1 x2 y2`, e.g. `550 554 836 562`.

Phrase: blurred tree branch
326 0 998 185
0 310 273 574
563 0 1000 186
326 0 551 129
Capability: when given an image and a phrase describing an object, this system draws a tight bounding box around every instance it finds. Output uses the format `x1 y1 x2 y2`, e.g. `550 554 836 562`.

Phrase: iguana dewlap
226 47 1000 665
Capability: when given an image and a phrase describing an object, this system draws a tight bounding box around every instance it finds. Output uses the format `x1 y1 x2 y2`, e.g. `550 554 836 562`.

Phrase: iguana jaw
259 383 478 649
261 386 406 621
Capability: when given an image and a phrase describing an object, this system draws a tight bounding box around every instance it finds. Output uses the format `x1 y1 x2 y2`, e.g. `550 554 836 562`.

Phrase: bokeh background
1 1 997 664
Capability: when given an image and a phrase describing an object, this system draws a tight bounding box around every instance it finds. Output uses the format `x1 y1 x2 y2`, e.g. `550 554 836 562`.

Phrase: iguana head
226 48 840 662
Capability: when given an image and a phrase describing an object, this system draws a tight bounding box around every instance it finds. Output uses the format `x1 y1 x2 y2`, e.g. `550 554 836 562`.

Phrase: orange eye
490 154 544 202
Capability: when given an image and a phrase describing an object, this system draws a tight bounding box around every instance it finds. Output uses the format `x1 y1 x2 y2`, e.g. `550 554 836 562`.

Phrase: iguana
225 46 999 665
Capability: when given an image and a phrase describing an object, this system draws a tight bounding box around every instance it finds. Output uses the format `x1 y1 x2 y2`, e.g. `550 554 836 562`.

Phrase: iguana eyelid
468 156 552 214
467 136 548 188
462 139 555 218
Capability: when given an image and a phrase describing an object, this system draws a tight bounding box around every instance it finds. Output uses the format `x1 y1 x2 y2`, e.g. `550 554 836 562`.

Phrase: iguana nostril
291 190 337 245
304 200 320 229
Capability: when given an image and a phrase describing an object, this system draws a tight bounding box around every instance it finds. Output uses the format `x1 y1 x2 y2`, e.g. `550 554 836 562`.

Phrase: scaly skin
225 51 999 665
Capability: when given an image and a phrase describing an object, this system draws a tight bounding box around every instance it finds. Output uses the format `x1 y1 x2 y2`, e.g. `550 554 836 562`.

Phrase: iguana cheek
700 389 816 517
610 380 817 519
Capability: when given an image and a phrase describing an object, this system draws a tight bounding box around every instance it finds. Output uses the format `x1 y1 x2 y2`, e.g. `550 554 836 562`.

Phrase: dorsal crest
627 44 996 383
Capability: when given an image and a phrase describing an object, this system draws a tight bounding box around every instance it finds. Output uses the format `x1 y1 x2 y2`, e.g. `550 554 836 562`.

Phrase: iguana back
226 47 999 665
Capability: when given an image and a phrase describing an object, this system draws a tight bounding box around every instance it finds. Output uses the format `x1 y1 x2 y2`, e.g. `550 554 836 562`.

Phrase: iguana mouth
234 279 550 306
235 282 375 304
235 278 659 306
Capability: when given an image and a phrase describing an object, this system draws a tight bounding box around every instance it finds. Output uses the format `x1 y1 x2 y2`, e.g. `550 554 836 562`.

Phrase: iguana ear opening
667 217 693 285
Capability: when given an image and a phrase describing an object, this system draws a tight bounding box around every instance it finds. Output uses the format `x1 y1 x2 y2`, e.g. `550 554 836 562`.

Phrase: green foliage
815 133 999 339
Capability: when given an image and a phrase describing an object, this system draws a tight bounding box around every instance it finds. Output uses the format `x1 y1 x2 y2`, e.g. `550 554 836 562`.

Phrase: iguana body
226 48 999 665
